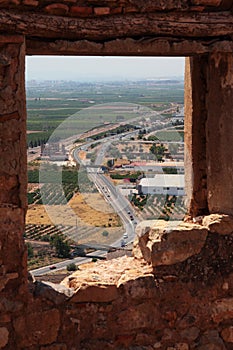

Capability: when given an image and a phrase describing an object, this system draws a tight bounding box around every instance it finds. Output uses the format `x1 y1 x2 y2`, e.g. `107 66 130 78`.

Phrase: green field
26 80 184 146
155 130 184 142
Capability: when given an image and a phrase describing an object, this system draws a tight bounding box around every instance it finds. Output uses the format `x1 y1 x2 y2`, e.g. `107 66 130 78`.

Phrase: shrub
102 230 109 237
67 263 77 272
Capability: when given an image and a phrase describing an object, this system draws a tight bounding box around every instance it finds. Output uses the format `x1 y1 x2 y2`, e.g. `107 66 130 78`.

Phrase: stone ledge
133 220 208 267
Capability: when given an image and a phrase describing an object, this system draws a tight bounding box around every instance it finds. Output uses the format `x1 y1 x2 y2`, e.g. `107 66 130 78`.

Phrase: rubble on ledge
61 256 152 293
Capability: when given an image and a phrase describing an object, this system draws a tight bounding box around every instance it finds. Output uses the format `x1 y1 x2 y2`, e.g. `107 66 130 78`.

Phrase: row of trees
27 234 71 259
28 138 48 149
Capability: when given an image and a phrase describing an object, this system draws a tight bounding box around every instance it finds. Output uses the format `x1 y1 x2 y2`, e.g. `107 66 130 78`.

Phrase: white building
137 174 185 196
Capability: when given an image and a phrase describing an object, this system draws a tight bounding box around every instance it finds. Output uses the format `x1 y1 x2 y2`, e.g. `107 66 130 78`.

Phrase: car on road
120 240 126 247
123 233 128 239
49 265 56 270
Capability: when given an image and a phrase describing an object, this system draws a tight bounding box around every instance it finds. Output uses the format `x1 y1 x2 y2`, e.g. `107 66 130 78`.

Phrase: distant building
172 106 184 125
41 142 68 161
137 174 185 196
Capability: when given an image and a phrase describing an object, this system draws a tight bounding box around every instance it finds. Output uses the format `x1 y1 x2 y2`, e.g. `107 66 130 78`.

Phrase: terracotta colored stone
0 327 9 348
190 5 205 11
23 0 39 5
191 0 221 5
44 4 69 15
70 6 93 17
118 274 157 300
0 314 10 323
172 344 189 350
94 7 110 15
14 309 60 347
40 344 67 350
198 330 226 350
0 0 19 4
211 298 233 323
206 53 233 215
0 175 17 190
203 214 233 235
180 327 200 341
221 327 233 343
34 281 74 304
133 220 207 266
110 7 122 14
117 302 161 330
124 6 138 13
116 334 135 347
70 284 118 303
184 56 209 217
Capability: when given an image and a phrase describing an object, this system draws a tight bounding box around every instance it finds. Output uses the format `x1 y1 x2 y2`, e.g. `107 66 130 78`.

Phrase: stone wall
1 0 233 56
0 3 233 349
0 0 231 17
1 218 233 349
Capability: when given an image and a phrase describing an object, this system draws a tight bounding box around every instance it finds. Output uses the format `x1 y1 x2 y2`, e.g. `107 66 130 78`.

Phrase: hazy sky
26 56 185 81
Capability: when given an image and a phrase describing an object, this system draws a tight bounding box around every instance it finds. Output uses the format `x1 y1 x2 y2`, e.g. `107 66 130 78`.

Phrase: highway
73 142 139 241
31 249 107 276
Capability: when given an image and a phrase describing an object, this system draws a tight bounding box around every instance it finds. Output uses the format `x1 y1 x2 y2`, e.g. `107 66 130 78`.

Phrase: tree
26 242 34 259
107 159 114 168
150 144 166 162
50 234 71 258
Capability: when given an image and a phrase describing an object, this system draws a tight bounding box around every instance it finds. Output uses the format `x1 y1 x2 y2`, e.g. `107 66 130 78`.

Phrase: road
31 250 106 276
73 144 139 240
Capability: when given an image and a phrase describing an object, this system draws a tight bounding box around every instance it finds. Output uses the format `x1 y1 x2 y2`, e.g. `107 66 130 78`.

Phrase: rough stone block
70 6 93 17
14 309 60 347
94 7 110 15
0 0 19 4
23 0 39 5
203 214 233 235
191 0 221 5
123 6 138 13
221 326 233 343
44 3 69 15
117 302 161 330
110 7 122 14
118 274 157 300
168 344 189 350
133 220 207 266
34 281 74 304
211 298 233 323
0 327 9 348
198 329 226 349
180 326 200 341
40 344 67 350
70 283 118 303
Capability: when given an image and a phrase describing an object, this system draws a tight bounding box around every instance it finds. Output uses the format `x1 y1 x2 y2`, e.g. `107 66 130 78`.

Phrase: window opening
25 56 185 280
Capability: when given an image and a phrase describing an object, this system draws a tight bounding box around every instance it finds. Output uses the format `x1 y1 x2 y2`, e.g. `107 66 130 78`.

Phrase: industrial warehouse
137 174 185 196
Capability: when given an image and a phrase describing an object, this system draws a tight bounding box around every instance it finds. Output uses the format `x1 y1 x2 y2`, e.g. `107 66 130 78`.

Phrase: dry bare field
27 192 121 227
